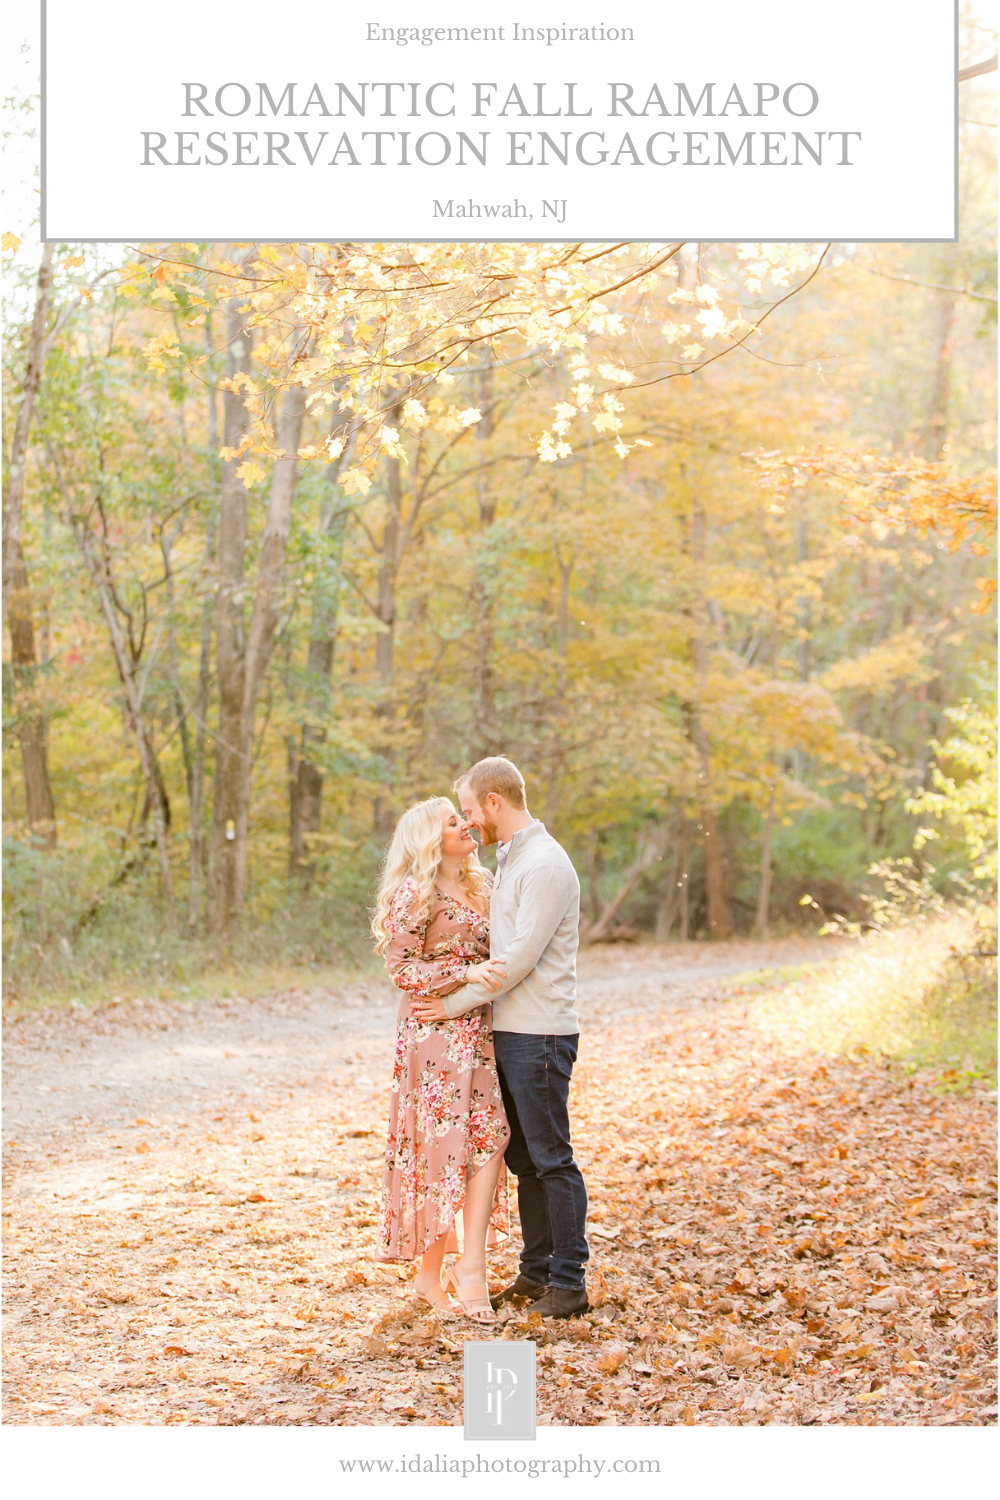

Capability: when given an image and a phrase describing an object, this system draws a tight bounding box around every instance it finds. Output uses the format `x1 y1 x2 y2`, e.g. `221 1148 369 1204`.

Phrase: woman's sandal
442 1265 497 1323
413 1279 459 1320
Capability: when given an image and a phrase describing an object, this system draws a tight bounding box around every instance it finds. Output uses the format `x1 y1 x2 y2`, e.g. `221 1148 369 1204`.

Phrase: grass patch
3 953 386 1018
2 874 383 1014
743 907 997 1087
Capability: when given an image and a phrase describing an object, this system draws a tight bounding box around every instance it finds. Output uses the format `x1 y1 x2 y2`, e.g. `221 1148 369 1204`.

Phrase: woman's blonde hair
370 796 490 955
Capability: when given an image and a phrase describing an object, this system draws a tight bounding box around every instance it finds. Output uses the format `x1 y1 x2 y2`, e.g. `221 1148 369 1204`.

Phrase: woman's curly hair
370 796 490 956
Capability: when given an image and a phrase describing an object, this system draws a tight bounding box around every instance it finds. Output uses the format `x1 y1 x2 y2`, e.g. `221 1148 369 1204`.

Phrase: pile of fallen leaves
2 935 996 1425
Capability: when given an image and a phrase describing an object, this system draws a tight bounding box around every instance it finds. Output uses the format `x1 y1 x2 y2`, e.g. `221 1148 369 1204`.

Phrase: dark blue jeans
492 1031 589 1291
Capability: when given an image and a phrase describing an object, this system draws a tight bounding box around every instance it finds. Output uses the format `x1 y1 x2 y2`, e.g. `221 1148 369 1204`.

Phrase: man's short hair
456 756 527 810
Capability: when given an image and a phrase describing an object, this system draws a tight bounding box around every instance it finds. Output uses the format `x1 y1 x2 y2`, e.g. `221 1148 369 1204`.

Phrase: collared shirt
495 837 513 878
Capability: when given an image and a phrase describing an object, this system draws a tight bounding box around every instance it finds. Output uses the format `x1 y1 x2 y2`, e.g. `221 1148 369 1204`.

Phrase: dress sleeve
384 881 471 997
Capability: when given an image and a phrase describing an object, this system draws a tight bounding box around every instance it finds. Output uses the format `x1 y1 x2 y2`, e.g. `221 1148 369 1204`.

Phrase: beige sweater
442 821 581 1034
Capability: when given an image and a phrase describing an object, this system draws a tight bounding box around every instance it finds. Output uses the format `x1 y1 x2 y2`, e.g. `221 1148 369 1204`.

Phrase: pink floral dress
375 874 510 1261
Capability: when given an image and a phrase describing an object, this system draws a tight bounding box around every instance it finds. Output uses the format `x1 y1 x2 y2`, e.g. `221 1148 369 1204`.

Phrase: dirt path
3 939 995 1426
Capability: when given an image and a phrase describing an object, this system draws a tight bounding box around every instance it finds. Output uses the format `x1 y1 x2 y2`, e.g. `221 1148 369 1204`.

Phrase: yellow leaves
218 372 257 397
378 427 408 461
457 408 482 428
2 231 21 254
597 363 633 386
696 306 731 340
537 431 572 463
340 466 373 496
296 445 325 461
236 461 267 490
551 402 577 438
63 253 85 269
142 330 180 372
401 397 428 430
970 577 997 615
819 630 932 695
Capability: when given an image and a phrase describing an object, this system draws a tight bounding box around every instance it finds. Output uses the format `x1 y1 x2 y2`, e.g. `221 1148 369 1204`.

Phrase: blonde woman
372 797 510 1322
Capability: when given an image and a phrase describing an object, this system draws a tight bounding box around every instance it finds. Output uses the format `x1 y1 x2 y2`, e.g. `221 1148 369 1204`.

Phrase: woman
371 796 509 1322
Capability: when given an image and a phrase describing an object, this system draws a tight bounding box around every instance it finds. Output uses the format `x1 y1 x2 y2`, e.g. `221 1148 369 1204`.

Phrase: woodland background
2 55 997 1013
1 16 997 1435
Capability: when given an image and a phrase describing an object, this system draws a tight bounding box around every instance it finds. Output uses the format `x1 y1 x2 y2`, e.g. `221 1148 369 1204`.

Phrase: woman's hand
410 994 449 1022
465 958 507 993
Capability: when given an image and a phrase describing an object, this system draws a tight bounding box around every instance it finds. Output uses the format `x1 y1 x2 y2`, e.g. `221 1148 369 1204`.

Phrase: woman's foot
442 1262 497 1323
413 1273 458 1318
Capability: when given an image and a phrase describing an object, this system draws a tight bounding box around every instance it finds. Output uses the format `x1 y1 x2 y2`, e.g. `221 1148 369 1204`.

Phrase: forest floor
3 930 996 1427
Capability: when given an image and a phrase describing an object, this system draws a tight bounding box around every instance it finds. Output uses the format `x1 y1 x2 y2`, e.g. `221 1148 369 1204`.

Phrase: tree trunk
288 411 360 879
679 837 691 941
755 792 776 936
242 382 307 734
160 526 195 805
188 514 216 929
472 356 502 761
289 512 348 879
64 499 175 920
186 319 221 929
3 244 54 626
687 496 734 939
923 290 956 461
206 300 254 933
584 826 665 944
208 365 306 931
7 544 56 842
655 823 687 941
543 547 574 825
584 828 602 925
372 454 402 837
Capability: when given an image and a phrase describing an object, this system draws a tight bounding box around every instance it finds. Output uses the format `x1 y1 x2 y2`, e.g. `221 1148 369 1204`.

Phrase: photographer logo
463 1341 536 1441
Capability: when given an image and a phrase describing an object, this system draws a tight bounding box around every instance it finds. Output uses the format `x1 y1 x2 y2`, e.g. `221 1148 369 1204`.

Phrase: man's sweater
442 820 581 1034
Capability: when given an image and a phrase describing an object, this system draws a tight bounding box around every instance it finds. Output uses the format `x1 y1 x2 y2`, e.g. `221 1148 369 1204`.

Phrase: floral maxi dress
375 875 510 1261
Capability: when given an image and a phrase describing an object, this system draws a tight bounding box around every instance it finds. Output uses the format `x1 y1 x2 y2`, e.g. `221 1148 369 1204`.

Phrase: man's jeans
492 1031 589 1291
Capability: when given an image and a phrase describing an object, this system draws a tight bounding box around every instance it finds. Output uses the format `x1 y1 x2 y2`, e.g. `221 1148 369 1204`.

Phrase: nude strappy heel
413 1281 459 1319
442 1265 497 1323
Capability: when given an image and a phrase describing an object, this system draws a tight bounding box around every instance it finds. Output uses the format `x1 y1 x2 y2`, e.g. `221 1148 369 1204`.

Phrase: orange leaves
595 1343 629 1374
748 446 997 608
3 943 995 1428
970 576 997 615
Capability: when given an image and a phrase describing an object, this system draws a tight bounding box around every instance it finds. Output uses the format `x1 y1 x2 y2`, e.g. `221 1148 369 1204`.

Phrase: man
411 756 589 1318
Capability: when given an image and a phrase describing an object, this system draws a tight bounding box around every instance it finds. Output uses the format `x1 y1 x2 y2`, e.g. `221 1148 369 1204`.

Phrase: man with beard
410 755 589 1318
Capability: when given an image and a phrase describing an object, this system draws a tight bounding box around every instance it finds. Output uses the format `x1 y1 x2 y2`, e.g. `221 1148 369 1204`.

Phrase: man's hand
410 993 449 1023
465 958 507 993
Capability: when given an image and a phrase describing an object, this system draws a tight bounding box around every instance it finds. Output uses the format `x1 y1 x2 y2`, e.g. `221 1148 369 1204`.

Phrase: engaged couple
370 756 590 1323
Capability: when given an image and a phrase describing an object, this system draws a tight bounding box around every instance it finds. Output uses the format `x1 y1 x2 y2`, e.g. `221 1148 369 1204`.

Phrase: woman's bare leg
454 1151 503 1284
414 1232 450 1299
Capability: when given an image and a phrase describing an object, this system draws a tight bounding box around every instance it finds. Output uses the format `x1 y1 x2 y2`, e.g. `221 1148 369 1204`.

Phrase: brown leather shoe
489 1274 548 1311
528 1286 589 1319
